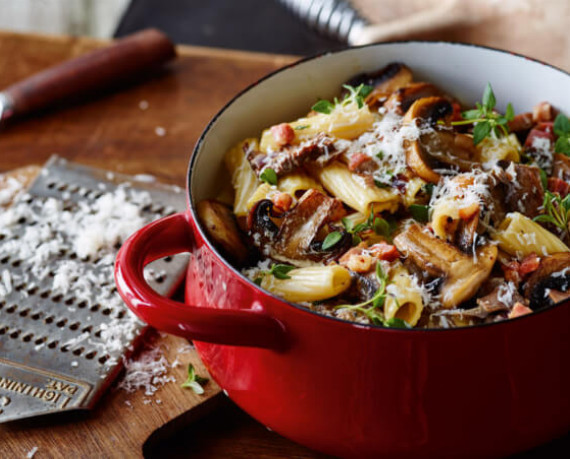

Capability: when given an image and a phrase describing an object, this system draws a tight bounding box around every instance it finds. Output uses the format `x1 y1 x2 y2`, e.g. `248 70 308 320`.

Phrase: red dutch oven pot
115 42 570 457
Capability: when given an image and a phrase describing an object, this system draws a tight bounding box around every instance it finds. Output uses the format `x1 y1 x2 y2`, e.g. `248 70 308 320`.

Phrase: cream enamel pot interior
115 42 570 458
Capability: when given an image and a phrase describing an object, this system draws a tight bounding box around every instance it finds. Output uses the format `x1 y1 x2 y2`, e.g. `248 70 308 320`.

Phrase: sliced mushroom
460 282 526 319
273 189 345 264
523 252 570 309
198 199 248 265
403 97 479 184
384 83 448 115
394 224 498 308
347 62 413 95
491 162 545 219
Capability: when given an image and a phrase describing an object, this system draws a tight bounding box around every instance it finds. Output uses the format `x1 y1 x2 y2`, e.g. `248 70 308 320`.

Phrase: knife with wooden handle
0 28 176 123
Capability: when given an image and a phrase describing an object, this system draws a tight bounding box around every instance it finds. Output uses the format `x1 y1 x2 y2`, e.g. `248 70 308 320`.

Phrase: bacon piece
502 260 521 285
270 123 295 147
547 177 570 197
247 133 338 178
533 102 556 123
274 189 344 261
271 192 293 212
508 302 533 319
519 253 541 277
524 128 553 148
348 152 376 174
508 112 533 132
339 245 375 273
369 242 400 262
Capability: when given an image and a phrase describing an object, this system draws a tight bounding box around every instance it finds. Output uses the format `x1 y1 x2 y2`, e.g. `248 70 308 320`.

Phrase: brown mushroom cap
348 62 413 94
524 252 570 309
385 82 448 115
394 224 498 309
403 97 479 183
198 199 248 265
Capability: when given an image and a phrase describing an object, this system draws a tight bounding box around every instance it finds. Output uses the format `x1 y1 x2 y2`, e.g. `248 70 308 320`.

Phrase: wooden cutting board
0 30 296 458
1 333 224 458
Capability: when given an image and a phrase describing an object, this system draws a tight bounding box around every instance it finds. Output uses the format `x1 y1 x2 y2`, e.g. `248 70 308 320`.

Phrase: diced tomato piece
519 253 541 277
548 177 570 197
508 302 533 319
271 192 293 212
501 261 521 285
348 152 373 172
369 242 400 262
270 123 295 146
524 128 553 148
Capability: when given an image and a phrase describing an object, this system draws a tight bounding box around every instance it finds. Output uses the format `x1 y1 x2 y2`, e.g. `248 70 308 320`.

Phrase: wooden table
0 31 567 458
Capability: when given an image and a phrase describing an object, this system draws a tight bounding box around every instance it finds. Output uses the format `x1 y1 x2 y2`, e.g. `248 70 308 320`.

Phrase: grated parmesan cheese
118 346 176 396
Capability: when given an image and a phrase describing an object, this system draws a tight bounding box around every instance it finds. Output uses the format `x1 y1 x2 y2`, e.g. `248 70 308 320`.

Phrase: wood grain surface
0 30 320 459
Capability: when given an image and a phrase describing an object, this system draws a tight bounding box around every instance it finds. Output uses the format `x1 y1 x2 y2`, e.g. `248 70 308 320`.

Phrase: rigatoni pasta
199 61 570 329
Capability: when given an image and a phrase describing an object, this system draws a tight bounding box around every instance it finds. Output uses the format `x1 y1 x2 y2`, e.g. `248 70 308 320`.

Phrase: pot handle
115 212 287 350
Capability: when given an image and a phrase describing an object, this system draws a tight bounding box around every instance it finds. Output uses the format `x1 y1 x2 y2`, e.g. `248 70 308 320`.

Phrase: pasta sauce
198 62 570 329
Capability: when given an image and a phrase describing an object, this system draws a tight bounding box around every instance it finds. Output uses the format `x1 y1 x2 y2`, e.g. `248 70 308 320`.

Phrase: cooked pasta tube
315 161 399 214
384 264 424 326
259 104 374 152
224 138 260 217
402 177 428 208
430 197 461 240
492 212 570 257
260 265 351 303
277 172 324 197
476 134 521 164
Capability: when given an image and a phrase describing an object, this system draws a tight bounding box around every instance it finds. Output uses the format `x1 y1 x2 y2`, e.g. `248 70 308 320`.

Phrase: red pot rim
186 40 570 333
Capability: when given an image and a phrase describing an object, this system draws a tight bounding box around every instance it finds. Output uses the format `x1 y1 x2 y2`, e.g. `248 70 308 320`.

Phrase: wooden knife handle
2 28 176 119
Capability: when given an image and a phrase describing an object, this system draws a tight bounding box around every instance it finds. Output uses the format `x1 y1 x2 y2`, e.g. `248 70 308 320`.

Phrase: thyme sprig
534 191 570 236
334 262 410 329
342 209 395 245
181 364 209 395
450 83 515 145
312 83 373 114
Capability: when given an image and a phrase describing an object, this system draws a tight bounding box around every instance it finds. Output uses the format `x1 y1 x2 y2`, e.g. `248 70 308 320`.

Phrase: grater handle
0 28 176 121
115 212 288 349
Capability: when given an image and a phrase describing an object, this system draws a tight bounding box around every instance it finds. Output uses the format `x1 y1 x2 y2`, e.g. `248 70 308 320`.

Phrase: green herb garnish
533 191 570 235
311 83 373 114
181 364 209 395
450 83 514 145
294 124 311 130
376 150 384 160
422 183 435 197
409 204 430 223
268 263 296 280
334 262 411 329
260 167 278 185
322 231 343 251
553 113 570 155
342 209 394 245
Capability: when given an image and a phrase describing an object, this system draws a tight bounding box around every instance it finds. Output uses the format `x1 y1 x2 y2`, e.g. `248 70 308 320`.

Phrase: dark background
115 0 345 55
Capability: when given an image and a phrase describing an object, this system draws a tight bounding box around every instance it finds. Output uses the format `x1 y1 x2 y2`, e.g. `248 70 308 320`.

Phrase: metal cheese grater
0 156 188 422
